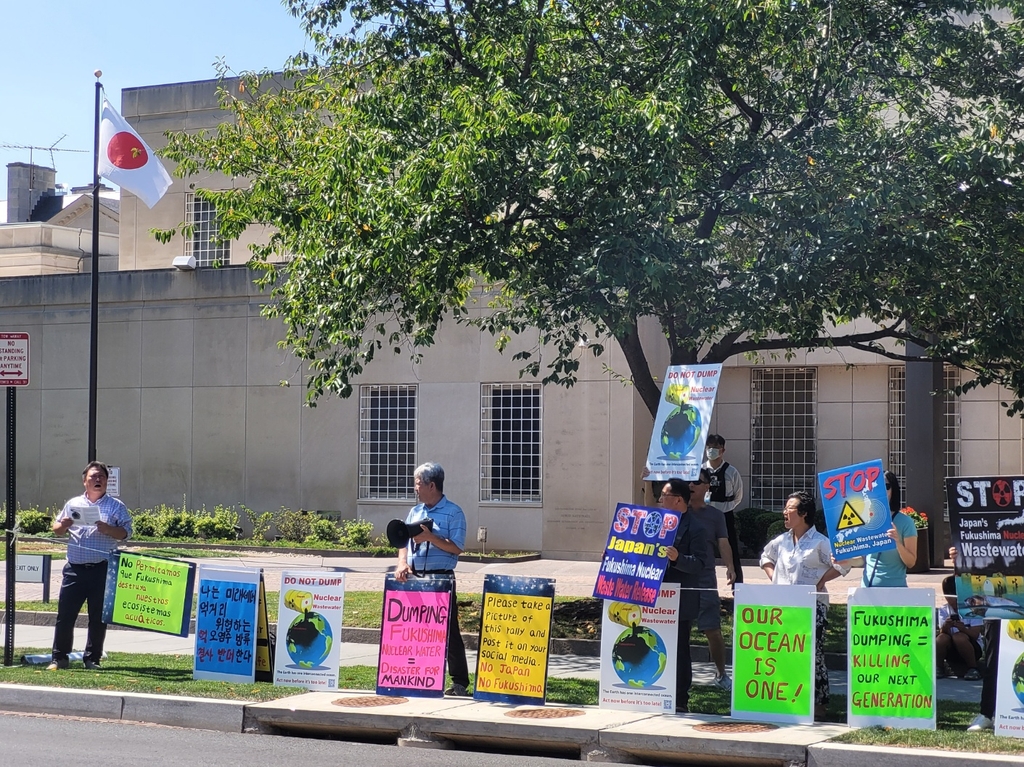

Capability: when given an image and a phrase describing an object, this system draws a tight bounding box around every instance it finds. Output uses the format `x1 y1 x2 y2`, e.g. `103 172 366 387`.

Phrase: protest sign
193 566 259 683
847 587 935 729
593 503 679 608
645 364 723 482
731 584 816 725
599 585 679 713
255 573 274 682
818 459 895 559
102 552 195 636
947 476 1024 620
273 571 344 689
474 575 554 705
995 619 1024 737
377 574 452 697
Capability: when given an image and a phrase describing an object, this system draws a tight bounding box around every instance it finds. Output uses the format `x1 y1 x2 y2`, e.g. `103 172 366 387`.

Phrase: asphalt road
0 711 584 767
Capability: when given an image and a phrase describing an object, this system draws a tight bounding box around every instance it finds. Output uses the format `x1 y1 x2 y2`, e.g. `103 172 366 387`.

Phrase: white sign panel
107 466 120 497
995 620 1024 738
273 570 345 689
645 364 723 482
15 554 47 583
0 332 29 386
599 585 679 713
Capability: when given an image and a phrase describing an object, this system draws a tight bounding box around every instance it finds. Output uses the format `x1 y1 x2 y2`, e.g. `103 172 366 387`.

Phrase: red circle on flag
107 132 149 170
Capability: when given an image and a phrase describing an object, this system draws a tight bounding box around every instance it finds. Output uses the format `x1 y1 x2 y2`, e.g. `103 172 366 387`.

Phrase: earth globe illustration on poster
611 625 668 688
1012 651 1024 706
286 610 334 668
661 406 701 460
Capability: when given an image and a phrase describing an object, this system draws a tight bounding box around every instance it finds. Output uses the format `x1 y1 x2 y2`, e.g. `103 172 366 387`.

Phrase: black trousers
724 511 744 583
422 569 470 688
675 619 692 711
52 560 109 663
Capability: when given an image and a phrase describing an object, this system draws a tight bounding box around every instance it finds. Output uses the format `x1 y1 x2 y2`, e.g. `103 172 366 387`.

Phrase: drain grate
693 722 778 733
333 696 409 707
506 707 586 719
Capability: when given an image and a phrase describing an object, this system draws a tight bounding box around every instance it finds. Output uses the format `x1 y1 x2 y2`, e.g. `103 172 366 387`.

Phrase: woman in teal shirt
861 471 917 587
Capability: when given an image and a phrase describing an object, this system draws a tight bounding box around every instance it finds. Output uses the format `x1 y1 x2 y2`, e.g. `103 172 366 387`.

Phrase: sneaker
675 705 689 714
714 673 732 691
967 714 994 731
84 659 102 670
444 683 470 697
964 668 982 681
937 662 954 679
45 660 68 671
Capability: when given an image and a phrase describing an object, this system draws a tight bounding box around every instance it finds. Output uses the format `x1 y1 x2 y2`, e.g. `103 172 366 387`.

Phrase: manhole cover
506 707 586 719
333 696 409 707
693 722 778 733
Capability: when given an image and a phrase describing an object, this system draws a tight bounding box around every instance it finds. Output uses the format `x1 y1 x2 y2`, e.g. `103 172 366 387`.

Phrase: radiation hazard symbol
837 501 865 530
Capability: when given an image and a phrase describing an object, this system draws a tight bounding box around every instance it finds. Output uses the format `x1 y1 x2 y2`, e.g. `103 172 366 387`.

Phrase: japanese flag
97 99 172 209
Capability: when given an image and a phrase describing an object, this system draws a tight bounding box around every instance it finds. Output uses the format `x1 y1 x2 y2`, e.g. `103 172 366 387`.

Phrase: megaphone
386 517 434 548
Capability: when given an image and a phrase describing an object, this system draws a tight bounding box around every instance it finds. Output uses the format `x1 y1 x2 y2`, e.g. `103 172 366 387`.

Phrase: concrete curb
0 683 245 733
807 742 1023 767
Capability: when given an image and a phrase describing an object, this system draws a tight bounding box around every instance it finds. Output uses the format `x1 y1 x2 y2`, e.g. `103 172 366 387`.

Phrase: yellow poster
474 575 554 704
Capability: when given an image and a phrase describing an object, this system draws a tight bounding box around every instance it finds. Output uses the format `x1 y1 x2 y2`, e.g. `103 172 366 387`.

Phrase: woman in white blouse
760 491 849 719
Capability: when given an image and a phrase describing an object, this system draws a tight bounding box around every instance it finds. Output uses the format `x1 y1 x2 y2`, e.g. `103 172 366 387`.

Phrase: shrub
241 506 274 542
735 507 772 556
338 519 374 549
156 504 197 539
766 519 787 542
194 506 239 540
17 508 51 535
130 509 158 538
275 508 313 542
306 517 341 544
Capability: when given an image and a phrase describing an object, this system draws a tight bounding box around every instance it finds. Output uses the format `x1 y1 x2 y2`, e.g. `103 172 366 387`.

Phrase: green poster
103 552 196 636
848 604 934 727
732 602 814 721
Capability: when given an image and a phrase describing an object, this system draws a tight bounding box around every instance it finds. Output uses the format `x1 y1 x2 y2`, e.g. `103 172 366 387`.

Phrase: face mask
706 448 721 460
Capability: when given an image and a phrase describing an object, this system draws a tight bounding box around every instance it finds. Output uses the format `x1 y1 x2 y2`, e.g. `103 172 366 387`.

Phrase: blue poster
818 459 895 559
593 503 680 607
645 364 723 482
193 566 260 683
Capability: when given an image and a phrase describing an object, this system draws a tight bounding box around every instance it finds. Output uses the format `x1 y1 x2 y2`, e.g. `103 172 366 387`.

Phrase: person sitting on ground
936 574 983 680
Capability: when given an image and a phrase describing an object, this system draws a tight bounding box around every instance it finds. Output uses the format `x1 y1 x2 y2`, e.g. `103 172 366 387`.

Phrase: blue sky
1 1 317 191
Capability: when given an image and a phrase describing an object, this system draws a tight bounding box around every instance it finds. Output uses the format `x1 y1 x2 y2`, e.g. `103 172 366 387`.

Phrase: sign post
2 331 29 667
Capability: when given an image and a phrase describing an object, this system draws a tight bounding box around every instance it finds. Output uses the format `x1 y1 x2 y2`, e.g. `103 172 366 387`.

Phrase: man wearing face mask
704 434 744 584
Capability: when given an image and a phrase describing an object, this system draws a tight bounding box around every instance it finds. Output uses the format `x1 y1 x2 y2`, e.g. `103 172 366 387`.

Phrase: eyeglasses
659 492 682 500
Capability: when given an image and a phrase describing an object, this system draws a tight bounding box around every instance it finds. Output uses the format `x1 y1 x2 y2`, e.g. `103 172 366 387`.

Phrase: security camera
172 255 196 271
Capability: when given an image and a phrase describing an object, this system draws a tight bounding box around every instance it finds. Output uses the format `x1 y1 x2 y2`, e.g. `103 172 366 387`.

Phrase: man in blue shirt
47 461 132 670
395 462 470 696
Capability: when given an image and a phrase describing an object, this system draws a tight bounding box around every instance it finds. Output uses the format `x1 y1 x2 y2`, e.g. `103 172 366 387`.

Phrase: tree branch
615 319 661 418
716 75 763 137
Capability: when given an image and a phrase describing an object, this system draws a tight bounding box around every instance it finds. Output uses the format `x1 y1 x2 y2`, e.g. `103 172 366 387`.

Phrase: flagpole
88 71 102 463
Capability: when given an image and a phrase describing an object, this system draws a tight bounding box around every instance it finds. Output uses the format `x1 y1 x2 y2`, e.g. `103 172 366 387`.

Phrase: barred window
750 368 817 510
184 192 230 267
480 383 542 502
887 366 961 511
358 385 417 500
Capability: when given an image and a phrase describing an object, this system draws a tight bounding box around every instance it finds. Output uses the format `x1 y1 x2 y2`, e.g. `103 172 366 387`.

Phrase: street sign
107 466 120 497
0 333 29 387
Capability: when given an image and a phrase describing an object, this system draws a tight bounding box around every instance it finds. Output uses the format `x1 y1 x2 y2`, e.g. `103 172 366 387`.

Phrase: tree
160 0 1024 416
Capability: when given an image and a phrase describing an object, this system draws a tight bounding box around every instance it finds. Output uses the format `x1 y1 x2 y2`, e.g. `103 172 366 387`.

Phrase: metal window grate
887 365 961 497
480 383 542 502
184 192 230 267
750 368 817 510
358 385 417 500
